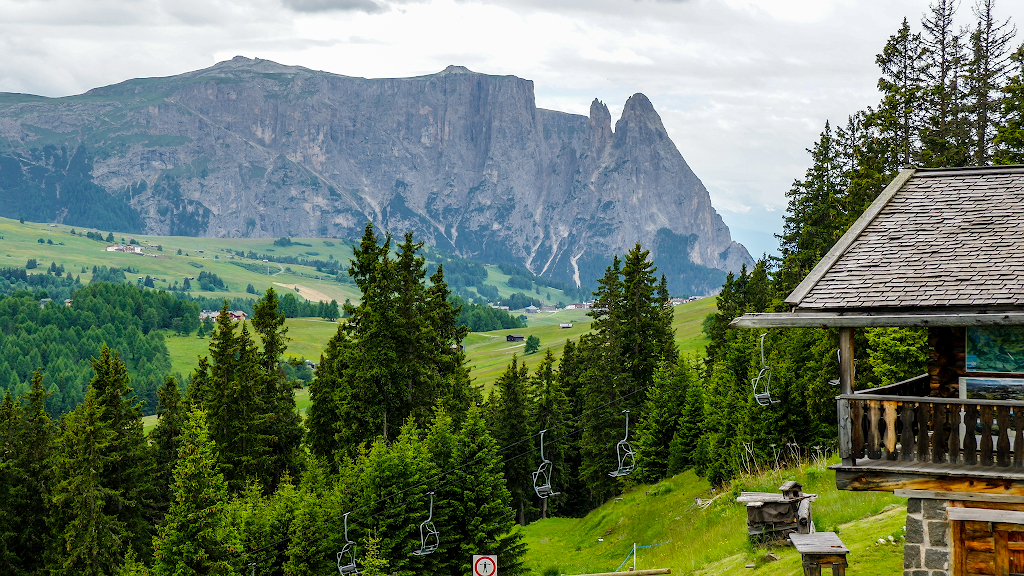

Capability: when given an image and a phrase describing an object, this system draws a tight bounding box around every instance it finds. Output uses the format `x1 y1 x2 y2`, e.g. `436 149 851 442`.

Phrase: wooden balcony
833 374 1024 494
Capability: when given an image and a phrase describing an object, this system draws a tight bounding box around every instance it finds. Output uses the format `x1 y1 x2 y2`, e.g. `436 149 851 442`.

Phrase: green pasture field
462 297 714 389
0 216 363 305
522 458 905 576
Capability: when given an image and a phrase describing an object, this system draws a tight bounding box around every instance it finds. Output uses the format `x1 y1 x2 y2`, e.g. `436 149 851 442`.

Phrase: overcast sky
2 0 1022 257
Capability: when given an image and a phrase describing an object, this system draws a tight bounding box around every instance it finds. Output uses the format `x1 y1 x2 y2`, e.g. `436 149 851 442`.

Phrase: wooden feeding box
737 481 817 542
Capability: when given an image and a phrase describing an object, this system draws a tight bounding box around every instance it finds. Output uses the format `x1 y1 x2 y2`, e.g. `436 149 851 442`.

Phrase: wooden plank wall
953 501 1024 576
929 326 965 398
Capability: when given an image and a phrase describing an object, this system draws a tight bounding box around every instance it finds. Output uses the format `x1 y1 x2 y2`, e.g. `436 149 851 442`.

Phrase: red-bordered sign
473 555 498 576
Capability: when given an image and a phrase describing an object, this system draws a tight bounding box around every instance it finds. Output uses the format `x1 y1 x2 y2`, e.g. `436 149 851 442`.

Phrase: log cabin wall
929 327 966 398
949 501 1024 576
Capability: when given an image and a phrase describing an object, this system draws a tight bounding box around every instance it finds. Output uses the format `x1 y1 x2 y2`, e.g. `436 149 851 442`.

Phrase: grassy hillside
463 297 714 388
158 284 714 396
0 216 590 310
522 459 906 576
0 217 363 305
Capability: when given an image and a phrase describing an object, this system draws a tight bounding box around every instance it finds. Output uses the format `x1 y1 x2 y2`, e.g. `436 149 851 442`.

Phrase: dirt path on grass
273 282 333 303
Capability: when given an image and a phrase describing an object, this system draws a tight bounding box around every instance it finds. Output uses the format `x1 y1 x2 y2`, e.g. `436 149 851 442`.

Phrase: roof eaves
785 167 917 307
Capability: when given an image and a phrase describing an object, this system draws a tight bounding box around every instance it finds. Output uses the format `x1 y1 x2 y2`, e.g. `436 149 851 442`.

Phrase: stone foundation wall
904 498 951 576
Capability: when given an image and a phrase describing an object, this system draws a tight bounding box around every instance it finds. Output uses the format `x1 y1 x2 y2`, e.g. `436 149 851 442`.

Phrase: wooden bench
789 532 849 576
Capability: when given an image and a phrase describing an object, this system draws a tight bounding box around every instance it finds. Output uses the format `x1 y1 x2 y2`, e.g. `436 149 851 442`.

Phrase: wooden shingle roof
787 165 1024 311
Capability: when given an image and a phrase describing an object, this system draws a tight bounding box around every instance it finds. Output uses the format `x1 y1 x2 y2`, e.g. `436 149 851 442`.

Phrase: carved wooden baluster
917 401 930 462
981 405 994 466
963 404 978 465
932 402 948 464
997 406 1011 467
883 401 898 459
900 402 916 461
1015 408 1024 468
868 401 882 460
947 403 961 465
851 400 865 459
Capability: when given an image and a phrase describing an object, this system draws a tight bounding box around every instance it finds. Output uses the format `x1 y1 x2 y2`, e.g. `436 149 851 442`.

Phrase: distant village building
506 334 525 342
105 244 144 255
200 310 248 322
559 323 573 329
541 305 557 312
524 305 539 314
39 298 52 309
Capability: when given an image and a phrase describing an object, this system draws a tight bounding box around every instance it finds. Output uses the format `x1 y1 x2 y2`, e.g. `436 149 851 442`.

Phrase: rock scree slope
0 56 752 294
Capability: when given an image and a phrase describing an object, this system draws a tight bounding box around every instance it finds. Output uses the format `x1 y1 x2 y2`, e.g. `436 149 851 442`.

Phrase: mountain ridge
0 57 752 294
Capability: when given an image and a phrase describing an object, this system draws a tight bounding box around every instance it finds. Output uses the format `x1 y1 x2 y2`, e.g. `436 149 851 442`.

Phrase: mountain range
0 57 751 295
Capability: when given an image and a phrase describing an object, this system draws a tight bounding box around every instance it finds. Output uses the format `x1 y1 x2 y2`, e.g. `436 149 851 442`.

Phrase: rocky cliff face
0 57 751 294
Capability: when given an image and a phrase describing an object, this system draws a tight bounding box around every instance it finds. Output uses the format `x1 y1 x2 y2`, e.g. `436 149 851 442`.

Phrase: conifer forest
2 1 1024 575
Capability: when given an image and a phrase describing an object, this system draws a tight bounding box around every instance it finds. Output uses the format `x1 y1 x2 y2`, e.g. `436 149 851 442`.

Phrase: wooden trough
736 481 817 542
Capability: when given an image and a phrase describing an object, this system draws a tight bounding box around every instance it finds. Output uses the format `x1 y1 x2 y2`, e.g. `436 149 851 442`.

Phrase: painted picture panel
966 327 1024 373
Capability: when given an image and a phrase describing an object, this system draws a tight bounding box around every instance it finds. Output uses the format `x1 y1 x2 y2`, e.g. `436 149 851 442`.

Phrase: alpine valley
0 57 751 295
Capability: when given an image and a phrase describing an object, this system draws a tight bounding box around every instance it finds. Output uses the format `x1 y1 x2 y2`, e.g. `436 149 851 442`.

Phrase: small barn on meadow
733 166 1024 576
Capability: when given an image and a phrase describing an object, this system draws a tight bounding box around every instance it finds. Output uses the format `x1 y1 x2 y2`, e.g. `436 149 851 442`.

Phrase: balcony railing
839 379 1024 468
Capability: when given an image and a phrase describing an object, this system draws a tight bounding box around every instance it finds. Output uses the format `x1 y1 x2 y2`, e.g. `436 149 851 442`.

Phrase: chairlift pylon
608 410 636 478
337 512 360 575
752 333 781 407
412 492 440 556
533 429 561 498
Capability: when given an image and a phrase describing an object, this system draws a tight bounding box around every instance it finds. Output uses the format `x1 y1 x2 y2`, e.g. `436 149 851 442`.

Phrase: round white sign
473 555 497 576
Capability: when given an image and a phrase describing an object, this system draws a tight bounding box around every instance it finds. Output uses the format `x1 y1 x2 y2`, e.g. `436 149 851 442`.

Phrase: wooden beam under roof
730 312 1024 328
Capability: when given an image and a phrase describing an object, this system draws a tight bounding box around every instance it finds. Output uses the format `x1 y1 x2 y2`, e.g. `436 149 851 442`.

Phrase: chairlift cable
236 400 647 567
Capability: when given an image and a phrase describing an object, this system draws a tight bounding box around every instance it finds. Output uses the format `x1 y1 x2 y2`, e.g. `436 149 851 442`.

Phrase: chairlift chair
608 410 636 478
412 492 440 556
337 513 360 575
533 429 561 498
752 333 781 407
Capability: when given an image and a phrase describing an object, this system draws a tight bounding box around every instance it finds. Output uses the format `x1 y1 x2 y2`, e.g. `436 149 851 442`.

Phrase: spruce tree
966 0 1016 163
305 328 350 466
920 0 972 166
553 340 588 517
355 421 430 576
0 391 22 574
48 385 122 576
995 46 1024 162
88 345 155 561
633 358 698 483
312 223 474 456
152 409 240 576
151 377 186 518
12 371 54 575
250 288 304 492
452 405 527 576
193 298 302 494
873 18 927 167
528 350 569 518
489 356 533 525
421 408 462 576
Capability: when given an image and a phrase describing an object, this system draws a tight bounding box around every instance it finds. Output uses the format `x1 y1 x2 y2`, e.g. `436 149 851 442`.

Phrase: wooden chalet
732 166 1024 576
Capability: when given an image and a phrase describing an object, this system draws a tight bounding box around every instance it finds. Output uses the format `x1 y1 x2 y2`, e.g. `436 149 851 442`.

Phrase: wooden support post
839 328 855 396
839 328 855 466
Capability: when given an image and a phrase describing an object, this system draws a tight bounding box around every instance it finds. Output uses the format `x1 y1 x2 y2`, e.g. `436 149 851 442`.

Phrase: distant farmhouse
200 310 248 322
105 244 144 255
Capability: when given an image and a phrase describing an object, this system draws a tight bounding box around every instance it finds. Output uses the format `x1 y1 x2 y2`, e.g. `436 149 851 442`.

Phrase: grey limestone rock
0 57 753 294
